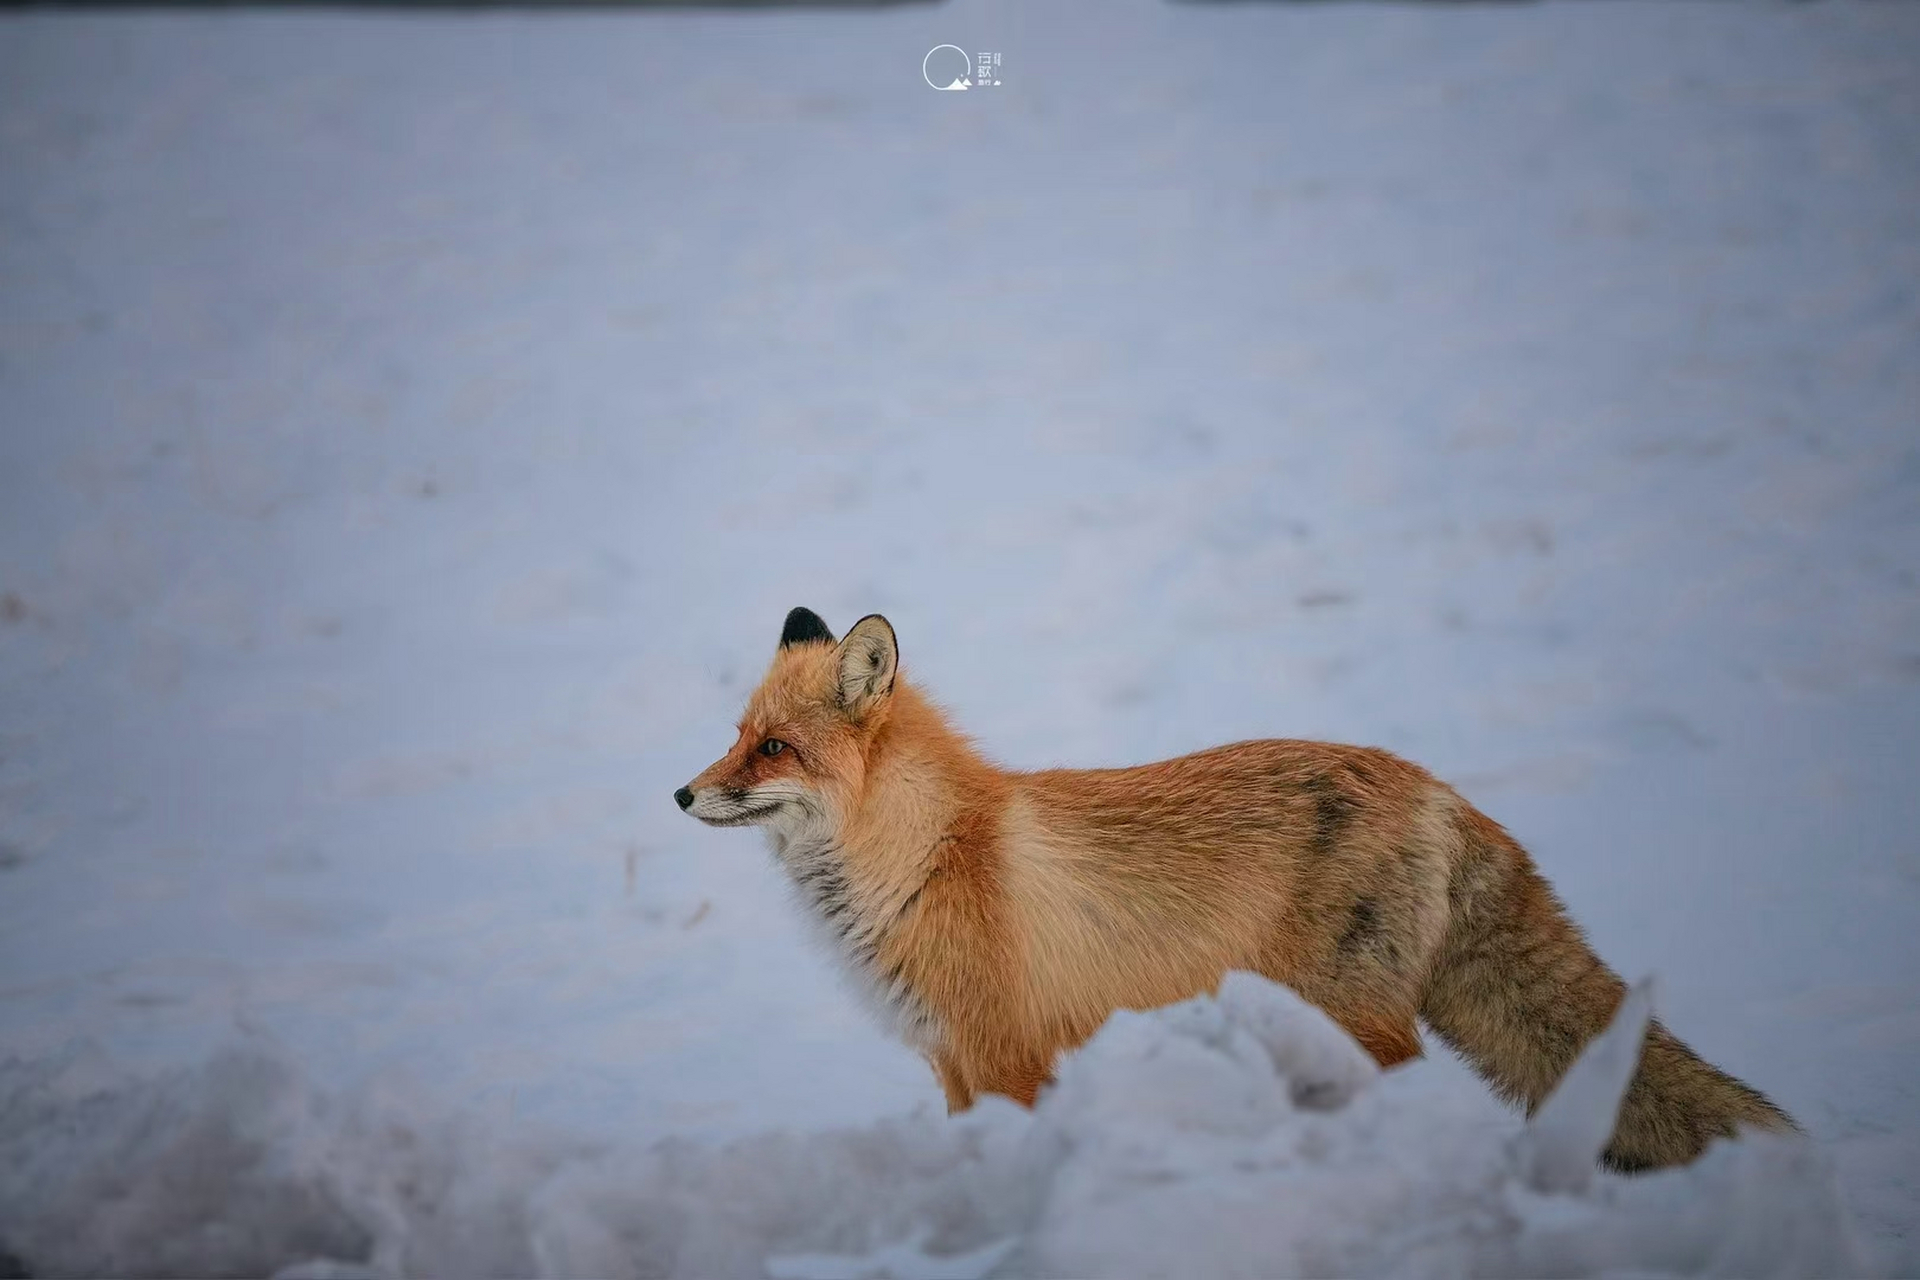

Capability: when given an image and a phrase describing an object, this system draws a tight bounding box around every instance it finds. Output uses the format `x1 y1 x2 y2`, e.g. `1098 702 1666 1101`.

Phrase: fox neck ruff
761 683 1006 1054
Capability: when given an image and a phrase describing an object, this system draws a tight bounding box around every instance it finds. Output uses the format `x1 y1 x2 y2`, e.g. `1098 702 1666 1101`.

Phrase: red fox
676 608 1797 1171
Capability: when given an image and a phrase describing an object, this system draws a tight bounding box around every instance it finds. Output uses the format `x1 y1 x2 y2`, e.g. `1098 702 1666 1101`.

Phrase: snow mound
1523 976 1656 1195
0 974 1863 1279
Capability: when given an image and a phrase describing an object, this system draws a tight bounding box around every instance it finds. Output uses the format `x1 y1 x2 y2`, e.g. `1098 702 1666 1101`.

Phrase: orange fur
680 609 1797 1171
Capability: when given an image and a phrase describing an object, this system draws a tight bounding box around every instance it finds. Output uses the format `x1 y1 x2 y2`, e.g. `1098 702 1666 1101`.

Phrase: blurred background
1 0 1917 1273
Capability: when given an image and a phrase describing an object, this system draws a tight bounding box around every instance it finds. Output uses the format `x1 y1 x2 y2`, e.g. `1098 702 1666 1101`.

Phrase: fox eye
759 738 788 757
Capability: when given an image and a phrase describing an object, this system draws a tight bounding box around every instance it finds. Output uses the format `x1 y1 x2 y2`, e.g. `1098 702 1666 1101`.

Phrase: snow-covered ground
0 1 1916 1275
0 973 1871 1278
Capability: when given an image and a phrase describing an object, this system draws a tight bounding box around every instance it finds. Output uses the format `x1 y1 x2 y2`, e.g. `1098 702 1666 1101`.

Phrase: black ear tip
780 607 835 648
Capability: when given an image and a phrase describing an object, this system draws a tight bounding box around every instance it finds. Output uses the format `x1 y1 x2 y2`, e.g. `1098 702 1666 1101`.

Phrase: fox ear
780 607 835 648
835 614 897 718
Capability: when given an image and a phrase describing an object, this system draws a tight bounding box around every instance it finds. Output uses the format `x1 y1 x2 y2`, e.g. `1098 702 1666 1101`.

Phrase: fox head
675 608 899 845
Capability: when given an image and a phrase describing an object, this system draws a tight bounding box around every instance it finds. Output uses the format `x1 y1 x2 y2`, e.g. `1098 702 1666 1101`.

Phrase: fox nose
674 786 694 811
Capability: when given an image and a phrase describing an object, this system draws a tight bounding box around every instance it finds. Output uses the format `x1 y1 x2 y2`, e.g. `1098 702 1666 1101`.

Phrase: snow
0 974 1866 1279
1522 977 1655 1197
1 0 1917 1275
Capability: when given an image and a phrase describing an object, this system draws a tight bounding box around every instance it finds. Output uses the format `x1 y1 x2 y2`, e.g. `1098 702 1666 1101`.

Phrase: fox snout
675 779 734 824
676 776 783 828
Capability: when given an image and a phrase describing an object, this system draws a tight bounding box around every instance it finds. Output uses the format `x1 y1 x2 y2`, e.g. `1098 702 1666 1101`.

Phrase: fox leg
1280 967 1428 1069
930 1053 974 1113
950 1048 1053 1110
1332 1009 1424 1069
979 1058 1053 1108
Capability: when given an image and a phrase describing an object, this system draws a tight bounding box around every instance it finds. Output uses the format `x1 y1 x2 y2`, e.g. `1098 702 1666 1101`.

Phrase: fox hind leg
1334 1007 1425 1069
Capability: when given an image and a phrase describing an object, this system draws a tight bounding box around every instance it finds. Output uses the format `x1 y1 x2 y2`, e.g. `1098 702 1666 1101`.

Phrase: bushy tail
1419 809 1797 1172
